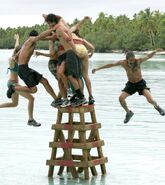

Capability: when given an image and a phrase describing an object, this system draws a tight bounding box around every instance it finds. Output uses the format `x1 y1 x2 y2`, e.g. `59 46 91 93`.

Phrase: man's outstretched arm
31 28 55 43
92 60 123 74
139 48 163 63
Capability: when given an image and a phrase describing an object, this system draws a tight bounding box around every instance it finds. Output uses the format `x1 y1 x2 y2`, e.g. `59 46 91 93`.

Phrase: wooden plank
49 140 104 149
58 105 94 113
52 122 101 131
46 157 108 168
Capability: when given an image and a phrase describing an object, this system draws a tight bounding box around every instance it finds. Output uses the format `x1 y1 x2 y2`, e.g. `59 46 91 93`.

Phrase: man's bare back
18 29 55 65
18 38 36 65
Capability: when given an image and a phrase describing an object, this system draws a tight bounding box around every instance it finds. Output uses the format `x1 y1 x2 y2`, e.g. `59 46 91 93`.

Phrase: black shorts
18 64 42 88
65 50 82 78
122 79 150 95
57 53 67 65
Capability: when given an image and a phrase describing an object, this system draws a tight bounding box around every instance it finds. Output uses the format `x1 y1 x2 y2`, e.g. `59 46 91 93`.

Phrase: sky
0 0 164 29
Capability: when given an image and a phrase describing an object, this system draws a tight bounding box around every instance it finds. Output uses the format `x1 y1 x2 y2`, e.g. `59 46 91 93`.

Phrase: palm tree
137 8 159 47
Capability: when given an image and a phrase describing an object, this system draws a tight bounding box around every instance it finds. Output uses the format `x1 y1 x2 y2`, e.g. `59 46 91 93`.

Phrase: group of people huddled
0 14 95 127
1 13 165 127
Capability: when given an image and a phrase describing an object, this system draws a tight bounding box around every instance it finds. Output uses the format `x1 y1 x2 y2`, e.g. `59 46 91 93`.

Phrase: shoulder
135 58 143 63
118 60 125 65
24 38 34 44
25 37 39 45
55 23 63 31
119 60 127 67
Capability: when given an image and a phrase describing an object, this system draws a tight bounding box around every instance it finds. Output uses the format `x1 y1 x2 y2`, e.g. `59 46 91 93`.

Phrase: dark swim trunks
18 64 42 87
57 50 82 78
57 53 67 65
65 50 82 78
122 79 150 95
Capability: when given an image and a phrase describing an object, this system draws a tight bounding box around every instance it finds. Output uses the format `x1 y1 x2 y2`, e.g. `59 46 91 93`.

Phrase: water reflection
48 174 107 185
1 51 165 185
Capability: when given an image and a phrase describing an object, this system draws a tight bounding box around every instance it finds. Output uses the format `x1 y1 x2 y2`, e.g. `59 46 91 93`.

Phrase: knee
82 73 88 81
30 87 37 93
57 70 65 78
41 77 49 85
119 95 125 103
12 102 18 107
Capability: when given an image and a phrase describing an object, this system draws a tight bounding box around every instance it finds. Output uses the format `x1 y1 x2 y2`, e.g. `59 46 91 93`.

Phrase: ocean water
0 50 165 185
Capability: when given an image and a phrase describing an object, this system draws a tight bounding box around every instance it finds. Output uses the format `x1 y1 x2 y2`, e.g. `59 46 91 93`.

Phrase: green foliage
0 9 165 51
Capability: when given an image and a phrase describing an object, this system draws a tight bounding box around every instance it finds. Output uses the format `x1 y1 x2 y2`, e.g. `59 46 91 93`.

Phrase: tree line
0 8 165 52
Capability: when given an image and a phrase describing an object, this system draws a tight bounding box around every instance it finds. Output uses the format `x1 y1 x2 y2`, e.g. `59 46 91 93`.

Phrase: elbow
49 52 55 58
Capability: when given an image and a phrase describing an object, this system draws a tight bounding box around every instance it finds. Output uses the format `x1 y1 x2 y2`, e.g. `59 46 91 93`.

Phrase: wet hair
29 30 38 37
126 51 135 60
45 13 61 24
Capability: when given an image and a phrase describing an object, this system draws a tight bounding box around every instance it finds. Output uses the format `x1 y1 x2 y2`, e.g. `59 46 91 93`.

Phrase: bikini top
8 60 19 74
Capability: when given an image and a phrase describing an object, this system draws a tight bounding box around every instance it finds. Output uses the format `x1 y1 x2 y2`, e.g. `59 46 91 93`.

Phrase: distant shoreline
1 49 165 55
108 50 165 55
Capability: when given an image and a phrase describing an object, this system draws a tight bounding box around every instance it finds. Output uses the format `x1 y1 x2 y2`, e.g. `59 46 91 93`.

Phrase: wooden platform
46 105 108 179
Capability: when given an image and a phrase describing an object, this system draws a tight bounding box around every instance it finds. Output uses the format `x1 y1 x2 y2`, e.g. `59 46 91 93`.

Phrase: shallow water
0 50 165 185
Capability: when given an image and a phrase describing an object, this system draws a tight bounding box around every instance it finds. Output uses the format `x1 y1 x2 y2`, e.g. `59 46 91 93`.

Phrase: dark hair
126 51 135 60
29 30 38 37
45 13 61 24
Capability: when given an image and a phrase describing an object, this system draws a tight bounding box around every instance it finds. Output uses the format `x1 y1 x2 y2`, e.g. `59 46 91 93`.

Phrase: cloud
0 0 164 28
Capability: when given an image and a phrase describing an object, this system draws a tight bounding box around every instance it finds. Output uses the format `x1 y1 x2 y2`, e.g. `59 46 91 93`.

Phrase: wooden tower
46 105 107 179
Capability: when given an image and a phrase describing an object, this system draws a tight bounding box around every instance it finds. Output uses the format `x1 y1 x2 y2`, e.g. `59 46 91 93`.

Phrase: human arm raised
14 34 19 48
139 48 164 63
30 28 55 43
70 16 91 33
92 60 123 74
12 33 20 56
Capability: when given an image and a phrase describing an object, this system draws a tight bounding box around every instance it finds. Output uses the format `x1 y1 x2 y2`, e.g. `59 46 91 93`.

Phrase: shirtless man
92 49 165 123
1 34 41 127
8 29 60 107
44 13 86 107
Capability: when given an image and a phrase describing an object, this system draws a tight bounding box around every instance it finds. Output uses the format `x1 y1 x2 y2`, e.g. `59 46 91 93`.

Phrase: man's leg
7 84 37 98
18 91 34 120
18 91 41 127
119 92 134 123
57 61 69 89
39 77 57 100
0 93 19 108
143 89 165 116
58 79 67 99
82 57 94 104
68 76 86 107
14 84 37 94
82 57 92 96
68 76 84 98
119 92 131 112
